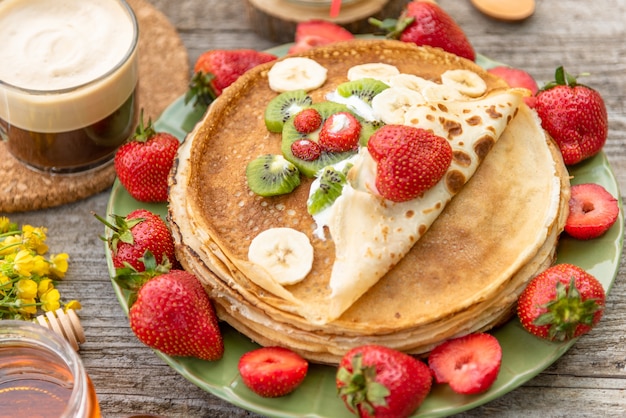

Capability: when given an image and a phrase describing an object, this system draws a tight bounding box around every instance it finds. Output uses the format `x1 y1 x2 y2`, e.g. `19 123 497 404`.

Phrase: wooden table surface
4 0 626 417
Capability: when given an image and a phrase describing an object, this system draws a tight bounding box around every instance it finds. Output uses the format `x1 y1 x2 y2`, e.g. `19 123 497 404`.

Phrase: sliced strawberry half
288 20 354 54
565 183 619 240
238 346 308 398
428 333 502 395
487 66 538 107
318 112 361 152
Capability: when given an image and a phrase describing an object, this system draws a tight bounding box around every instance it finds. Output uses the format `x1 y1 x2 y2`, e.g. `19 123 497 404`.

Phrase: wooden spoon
470 0 535 21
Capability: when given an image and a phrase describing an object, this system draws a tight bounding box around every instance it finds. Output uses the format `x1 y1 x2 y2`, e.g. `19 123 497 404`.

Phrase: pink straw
330 0 341 17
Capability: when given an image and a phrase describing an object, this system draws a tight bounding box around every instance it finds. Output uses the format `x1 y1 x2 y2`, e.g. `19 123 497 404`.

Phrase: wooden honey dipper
35 308 86 351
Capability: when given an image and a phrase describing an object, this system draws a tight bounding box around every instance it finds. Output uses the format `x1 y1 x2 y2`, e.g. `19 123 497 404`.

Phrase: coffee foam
0 0 138 132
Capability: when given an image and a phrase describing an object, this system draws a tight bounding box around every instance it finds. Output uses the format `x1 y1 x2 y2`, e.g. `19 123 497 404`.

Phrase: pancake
168 40 570 363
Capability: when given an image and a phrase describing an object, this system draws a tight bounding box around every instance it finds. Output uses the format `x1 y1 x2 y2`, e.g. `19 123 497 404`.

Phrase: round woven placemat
0 0 189 213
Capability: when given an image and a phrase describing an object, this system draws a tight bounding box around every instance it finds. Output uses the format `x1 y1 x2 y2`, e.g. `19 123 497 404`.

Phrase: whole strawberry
337 345 432 418
517 263 606 342
96 209 176 272
114 113 179 202
370 0 475 61
186 49 277 107
367 125 452 202
129 269 224 361
238 346 308 397
534 66 608 165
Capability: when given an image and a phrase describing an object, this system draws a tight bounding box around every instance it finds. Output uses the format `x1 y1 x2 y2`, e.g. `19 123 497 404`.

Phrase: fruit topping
370 0 475 61
247 227 314 286
336 345 432 418
336 78 390 104
288 20 354 54
565 183 619 240
367 125 453 202
291 139 322 161
534 66 608 165
517 263 606 341
245 154 301 197
318 112 362 152
440 69 487 97
238 346 309 397
487 65 538 106
265 90 313 133
268 57 328 92
307 165 350 215
281 102 358 177
293 108 323 134
347 63 400 83
114 112 179 203
428 333 502 395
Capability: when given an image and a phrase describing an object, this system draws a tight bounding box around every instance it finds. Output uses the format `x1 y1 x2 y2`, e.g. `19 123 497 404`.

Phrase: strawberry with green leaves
565 183 619 240
288 20 354 54
534 66 608 165
517 264 606 342
114 112 179 203
124 256 224 361
370 0 475 61
238 346 308 397
336 345 432 418
96 209 176 272
186 49 277 107
428 333 502 395
367 125 452 202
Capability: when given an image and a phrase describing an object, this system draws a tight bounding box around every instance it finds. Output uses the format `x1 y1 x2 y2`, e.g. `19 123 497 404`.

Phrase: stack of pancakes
168 40 570 364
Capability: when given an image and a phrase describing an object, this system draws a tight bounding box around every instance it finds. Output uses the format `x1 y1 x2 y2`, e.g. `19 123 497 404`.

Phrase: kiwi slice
245 154 301 196
281 101 358 177
359 119 385 147
307 164 351 215
264 90 313 133
336 78 390 104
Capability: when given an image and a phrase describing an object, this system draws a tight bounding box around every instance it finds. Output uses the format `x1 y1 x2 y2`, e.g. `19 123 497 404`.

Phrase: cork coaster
0 0 189 213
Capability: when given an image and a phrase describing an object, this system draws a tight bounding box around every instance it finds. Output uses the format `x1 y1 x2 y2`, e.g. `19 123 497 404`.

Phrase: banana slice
347 63 400 83
248 227 314 286
371 87 425 124
388 74 437 93
268 57 328 92
440 69 487 97
420 83 466 102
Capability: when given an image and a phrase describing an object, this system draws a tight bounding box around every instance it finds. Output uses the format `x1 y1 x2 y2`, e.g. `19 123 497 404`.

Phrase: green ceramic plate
105 49 624 417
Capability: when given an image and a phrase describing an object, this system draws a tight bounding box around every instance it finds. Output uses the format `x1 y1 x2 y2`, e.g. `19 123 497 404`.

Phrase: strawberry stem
337 354 390 414
185 71 218 108
534 277 603 341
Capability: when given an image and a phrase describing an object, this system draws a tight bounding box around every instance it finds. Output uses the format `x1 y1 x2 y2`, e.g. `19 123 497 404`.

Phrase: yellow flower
32 255 50 276
22 225 48 255
16 278 38 299
40 288 61 312
0 217 12 233
38 278 54 297
49 253 69 278
0 235 21 256
64 300 82 311
17 298 37 315
0 273 11 290
13 249 36 277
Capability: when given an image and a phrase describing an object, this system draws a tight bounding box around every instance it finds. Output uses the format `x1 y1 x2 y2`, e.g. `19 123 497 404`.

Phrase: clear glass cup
0 0 139 174
0 320 101 418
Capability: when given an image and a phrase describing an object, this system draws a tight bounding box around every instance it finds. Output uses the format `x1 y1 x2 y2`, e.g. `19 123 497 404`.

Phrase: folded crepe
168 40 570 363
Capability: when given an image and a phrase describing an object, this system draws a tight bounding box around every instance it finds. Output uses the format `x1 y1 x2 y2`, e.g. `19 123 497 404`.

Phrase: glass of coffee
0 0 139 174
